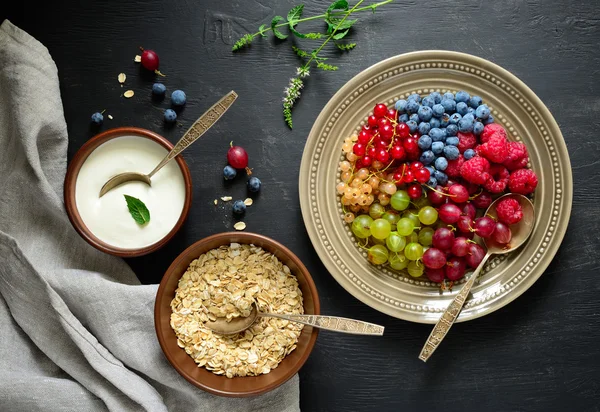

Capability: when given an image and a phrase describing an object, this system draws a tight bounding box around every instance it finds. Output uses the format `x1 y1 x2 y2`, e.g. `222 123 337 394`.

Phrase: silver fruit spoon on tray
419 193 535 362
205 301 385 336
99 90 238 197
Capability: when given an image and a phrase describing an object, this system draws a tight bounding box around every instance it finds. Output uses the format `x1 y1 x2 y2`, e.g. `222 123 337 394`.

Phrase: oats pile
170 243 304 378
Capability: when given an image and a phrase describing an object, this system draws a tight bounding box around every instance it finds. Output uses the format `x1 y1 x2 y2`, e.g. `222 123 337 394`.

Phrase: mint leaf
327 0 348 17
271 16 288 39
124 195 150 225
333 29 349 40
258 24 267 37
287 4 304 23
289 26 306 38
335 42 357 51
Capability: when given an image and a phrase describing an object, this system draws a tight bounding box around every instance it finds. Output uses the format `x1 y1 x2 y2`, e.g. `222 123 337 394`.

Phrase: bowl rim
64 126 192 257
154 231 320 397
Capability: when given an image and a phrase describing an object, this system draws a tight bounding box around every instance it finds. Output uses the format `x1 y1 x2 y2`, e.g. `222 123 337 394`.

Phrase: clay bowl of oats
154 232 320 397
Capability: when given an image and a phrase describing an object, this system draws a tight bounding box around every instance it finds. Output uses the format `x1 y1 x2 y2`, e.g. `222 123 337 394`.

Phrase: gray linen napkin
0 20 299 412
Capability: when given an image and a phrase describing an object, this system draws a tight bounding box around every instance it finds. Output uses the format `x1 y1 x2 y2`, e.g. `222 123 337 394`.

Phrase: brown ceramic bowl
64 127 192 257
154 232 320 397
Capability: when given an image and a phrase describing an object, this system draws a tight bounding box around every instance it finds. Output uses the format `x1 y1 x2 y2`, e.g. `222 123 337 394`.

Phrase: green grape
351 215 373 238
396 218 415 236
413 195 429 209
407 260 425 278
369 203 386 219
418 206 439 225
404 242 424 260
371 236 386 245
368 244 389 265
382 211 400 229
371 218 392 240
402 210 421 227
386 232 406 252
406 232 419 244
390 190 410 211
389 252 409 270
418 227 435 246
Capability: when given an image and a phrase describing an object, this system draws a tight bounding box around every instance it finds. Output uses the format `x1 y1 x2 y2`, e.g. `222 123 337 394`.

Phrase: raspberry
503 141 529 171
508 169 538 195
445 154 465 178
457 132 477 153
477 134 509 163
495 198 524 225
484 164 510 193
460 156 491 185
480 123 507 143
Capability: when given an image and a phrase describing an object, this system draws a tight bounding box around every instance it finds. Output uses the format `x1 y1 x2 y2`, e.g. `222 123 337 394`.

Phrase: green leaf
232 34 254 51
292 46 308 58
271 16 288 39
317 61 339 71
333 29 349 40
289 25 306 38
287 4 304 23
124 195 150 225
336 18 357 30
326 0 349 17
304 32 324 39
335 42 357 51
258 24 267 37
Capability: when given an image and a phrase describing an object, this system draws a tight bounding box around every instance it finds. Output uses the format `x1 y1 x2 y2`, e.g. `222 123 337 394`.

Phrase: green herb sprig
124 195 150 225
232 0 393 128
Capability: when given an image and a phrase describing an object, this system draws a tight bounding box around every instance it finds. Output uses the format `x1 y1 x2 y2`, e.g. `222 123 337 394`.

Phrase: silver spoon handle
418 252 492 362
258 313 384 336
148 90 238 178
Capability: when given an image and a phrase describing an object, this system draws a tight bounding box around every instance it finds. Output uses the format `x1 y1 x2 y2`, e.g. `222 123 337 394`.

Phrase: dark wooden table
4 1 599 411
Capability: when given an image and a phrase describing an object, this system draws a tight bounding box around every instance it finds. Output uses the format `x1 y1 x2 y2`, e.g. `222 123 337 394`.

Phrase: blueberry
449 113 462 125
458 117 474 133
407 93 421 102
429 117 441 129
164 109 177 122
395 99 408 113
418 105 433 121
455 90 470 103
152 83 166 97
441 99 456 113
446 124 458 136
418 135 432 150
432 141 444 155
440 114 450 128
429 92 442 104
434 157 448 171
247 176 262 192
399 113 410 123
232 200 246 215
464 149 476 160
223 165 237 180
406 120 418 133
468 95 483 108
475 104 490 119
463 113 475 123
432 104 445 118
456 102 469 116
483 115 495 125
409 113 420 123
420 150 435 165
434 170 448 185
418 121 431 135
446 136 459 146
91 112 103 125
430 128 445 141
426 166 435 176
421 96 435 108
473 121 484 135
427 176 438 187
406 100 420 114
443 145 460 160
171 90 187 106
443 92 455 101
467 107 476 115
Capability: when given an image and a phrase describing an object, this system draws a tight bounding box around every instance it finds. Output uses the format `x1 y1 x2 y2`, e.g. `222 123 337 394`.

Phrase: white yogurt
75 135 186 249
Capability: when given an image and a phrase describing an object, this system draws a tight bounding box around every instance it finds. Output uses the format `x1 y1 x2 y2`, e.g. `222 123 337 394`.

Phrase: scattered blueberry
483 115 495 125
429 117 441 129
446 124 458 136
463 113 475 123
421 96 435 108
429 92 442 104
449 113 462 124
434 170 448 185
420 150 435 165
418 121 431 135
152 83 166 97
430 128 445 142
468 95 483 108
427 176 438 187
406 100 420 114
164 109 177 122
409 113 420 123
426 166 435 176
432 104 445 118
446 136 460 146
456 102 469 116
431 141 444 155
418 106 433 121
455 90 470 103
473 121 485 135
443 145 460 160
406 120 418 133
418 135 433 150
395 99 408 113
467 107 476 115
247 176 262 193
441 98 456 113
407 93 422 102
232 200 246 215
443 92 455 101
399 113 410 123
91 112 103 125
458 117 474 133
475 104 490 119
171 90 187 106
223 165 237 180
435 157 448 171
440 114 450 128
464 149 476 160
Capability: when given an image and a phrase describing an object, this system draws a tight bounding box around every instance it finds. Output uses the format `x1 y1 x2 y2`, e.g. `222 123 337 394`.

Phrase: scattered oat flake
108 114 113 120
213 199 218 206
244 198 253 206
234 222 246 231
118 73 126 84
221 196 232 202
123 90 134 98
134 55 141 62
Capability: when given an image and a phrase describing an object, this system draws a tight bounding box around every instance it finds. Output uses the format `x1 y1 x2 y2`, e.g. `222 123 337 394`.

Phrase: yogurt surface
75 135 186 249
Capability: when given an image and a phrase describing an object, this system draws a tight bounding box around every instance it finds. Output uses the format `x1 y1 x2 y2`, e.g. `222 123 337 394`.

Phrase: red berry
484 164 510 194
508 169 538 195
396 123 410 138
465 243 486 268
503 141 529 171
407 184 422 199
445 155 465 178
227 145 248 169
432 227 455 250
426 268 445 283
373 103 388 118
390 145 406 160
386 108 398 121
446 257 467 281
403 137 419 153
367 115 378 127
376 149 390 163
353 143 366 157
460 156 491 185
354 158 365 169
402 169 415 183
457 215 474 233
477 133 509 163
448 184 469 203
472 191 492 209
375 139 388 149
414 168 430 184
377 117 391 129
423 248 447 269
451 237 471 257
367 146 377 158
462 203 477 219
495 197 523 225
410 161 424 172
428 186 447 206
380 124 394 139
141 49 160 71
361 155 373 167
473 216 496 238
358 130 372 144
457 132 477 153
492 221 512 244
481 123 507 144
393 171 403 183
438 203 462 224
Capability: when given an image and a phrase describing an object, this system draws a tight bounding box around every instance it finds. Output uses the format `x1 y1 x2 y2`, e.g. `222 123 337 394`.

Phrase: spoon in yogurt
205 301 385 336
99 90 238 197
418 193 535 362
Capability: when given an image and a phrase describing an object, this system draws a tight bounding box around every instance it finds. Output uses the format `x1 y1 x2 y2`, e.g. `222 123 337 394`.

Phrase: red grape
227 145 248 169
407 184 422 199
426 268 445 283
141 49 160 71
373 103 388 118
473 216 496 238
451 237 471 257
448 184 469 203
472 191 492 209
465 243 486 268
492 221 512 244
428 186 447 206
432 227 455 250
438 203 462 224
457 215 474 233
423 248 447 269
445 257 467 281
462 203 477 219
396 123 410 138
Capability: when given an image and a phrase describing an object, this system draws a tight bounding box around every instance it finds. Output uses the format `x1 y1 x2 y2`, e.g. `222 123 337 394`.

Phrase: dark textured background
3 1 599 411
